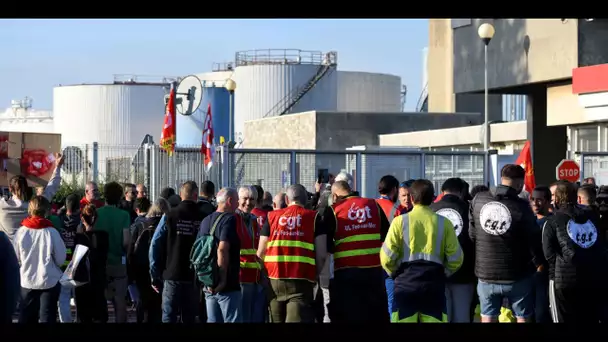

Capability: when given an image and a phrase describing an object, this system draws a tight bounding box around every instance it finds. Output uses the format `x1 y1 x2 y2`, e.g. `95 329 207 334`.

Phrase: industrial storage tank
233 49 338 144
53 82 168 146
176 83 232 146
336 71 401 112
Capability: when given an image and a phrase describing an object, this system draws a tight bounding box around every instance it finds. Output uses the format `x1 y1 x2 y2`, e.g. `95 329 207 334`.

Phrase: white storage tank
233 49 338 143
337 71 401 112
53 82 168 146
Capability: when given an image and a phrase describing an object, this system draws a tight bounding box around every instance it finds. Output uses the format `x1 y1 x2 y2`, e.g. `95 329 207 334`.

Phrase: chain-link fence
60 143 488 201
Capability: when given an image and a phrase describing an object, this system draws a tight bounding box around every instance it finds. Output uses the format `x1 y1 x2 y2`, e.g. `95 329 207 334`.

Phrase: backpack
190 213 227 288
133 221 156 267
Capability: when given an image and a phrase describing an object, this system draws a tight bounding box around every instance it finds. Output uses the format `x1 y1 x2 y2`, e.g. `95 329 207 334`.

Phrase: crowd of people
1 155 607 323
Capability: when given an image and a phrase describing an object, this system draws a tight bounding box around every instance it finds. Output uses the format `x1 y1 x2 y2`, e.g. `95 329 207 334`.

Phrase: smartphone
317 168 329 184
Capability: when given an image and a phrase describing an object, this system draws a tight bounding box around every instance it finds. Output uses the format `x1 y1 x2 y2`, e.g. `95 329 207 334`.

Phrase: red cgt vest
332 196 383 271
251 207 271 230
264 205 317 282
236 213 261 284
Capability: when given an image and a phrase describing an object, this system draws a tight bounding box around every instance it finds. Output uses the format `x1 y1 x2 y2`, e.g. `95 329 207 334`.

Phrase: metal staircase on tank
263 51 338 118
230 50 337 187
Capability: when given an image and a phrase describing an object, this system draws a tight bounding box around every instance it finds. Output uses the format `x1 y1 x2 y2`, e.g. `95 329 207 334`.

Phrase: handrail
416 82 429 112
280 64 335 116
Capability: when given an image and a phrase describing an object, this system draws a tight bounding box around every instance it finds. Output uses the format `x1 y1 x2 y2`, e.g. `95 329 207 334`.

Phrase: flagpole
171 81 178 187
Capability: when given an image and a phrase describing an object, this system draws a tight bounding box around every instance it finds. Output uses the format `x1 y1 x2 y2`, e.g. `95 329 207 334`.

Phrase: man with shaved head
149 181 207 323
321 180 391 322
257 184 328 323
273 193 287 210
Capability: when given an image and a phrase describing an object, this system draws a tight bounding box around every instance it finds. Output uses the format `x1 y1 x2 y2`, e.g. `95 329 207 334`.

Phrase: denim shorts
477 276 535 319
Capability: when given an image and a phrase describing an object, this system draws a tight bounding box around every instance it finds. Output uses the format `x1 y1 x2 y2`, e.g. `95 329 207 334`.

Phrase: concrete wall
452 19 578 94
243 111 482 150
428 19 455 112
547 84 590 126
242 111 317 149
428 19 512 118
378 121 528 148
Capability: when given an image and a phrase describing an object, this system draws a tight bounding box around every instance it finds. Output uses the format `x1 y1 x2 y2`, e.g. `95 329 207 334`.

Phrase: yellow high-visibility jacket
380 205 463 278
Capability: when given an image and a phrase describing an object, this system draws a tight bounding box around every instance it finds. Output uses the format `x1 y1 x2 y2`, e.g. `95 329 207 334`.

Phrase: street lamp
224 78 236 144
478 22 495 186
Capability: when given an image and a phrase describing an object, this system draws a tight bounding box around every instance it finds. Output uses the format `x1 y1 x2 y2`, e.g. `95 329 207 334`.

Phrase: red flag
515 140 536 192
201 103 214 171
160 85 177 156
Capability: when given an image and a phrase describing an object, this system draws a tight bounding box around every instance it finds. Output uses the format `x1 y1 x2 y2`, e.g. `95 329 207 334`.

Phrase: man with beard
543 181 608 322
530 186 552 323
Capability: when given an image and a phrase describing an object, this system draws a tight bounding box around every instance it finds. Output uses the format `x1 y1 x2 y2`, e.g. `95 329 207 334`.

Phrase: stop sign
555 159 580 182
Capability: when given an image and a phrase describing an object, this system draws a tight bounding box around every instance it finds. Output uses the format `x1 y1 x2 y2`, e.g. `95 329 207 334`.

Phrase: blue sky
0 19 428 111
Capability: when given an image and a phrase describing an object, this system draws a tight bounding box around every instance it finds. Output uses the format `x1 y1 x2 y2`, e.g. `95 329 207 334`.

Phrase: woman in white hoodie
13 195 66 323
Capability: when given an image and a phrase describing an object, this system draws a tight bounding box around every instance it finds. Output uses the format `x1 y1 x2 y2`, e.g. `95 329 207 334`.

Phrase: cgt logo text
348 203 372 223
279 215 302 230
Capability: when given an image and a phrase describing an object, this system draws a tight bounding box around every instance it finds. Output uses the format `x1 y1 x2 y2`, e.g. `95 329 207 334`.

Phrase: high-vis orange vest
236 213 261 284
264 205 317 282
376 198 404 223
332 197 383 271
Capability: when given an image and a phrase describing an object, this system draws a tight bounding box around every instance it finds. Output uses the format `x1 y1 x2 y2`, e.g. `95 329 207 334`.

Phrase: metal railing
576 151 608 184
234 49 336 67
60 143 489 201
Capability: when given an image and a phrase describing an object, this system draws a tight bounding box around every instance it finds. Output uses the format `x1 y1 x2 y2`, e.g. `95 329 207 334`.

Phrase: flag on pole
515 140 536 192
201 103 214 171
160 84 177 156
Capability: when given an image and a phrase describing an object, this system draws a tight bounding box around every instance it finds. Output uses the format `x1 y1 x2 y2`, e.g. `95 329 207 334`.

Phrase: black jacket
542 204 608 288
469 185 544 282
197 198 216 218
163 200 207 281
119 199 137 224
127 215 163 284
430 194 476 284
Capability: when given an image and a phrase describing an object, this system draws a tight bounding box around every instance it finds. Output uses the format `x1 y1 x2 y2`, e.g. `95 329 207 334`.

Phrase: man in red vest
236 186 266 323
323 180 391 322
251 185 272 229
257 184 328 323
376 175 407 223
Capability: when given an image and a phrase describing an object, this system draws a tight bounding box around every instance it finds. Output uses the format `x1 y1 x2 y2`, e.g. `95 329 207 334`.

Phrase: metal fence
577 152 608 185
61 143 489 201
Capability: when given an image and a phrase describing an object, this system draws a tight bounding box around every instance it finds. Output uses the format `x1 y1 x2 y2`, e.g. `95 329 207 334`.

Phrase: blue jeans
205 290 243 323
19 283 61 323
161 280 199 323
477 276 535 320
240 283 266 323
385 277 394 316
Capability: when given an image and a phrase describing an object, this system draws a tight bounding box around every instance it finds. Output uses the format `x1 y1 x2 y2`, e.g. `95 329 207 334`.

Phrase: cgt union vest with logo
265 205 317 282
332 197 383 271
236 213 261 284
